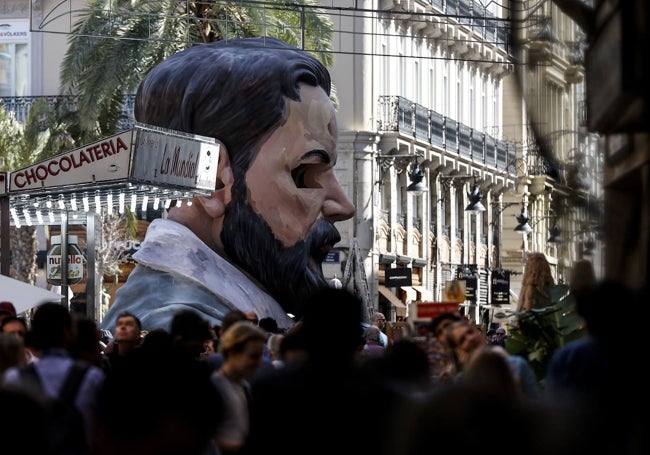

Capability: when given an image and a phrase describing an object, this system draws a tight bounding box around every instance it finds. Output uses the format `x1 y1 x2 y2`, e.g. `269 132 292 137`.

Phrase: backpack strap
59 362 90 405
19 361 90 403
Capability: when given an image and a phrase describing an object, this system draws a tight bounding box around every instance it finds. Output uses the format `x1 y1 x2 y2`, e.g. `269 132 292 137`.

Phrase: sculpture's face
246 83 354 246
221 83 354 315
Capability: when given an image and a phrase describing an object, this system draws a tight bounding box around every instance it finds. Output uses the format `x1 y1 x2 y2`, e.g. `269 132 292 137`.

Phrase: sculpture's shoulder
101 265 230 331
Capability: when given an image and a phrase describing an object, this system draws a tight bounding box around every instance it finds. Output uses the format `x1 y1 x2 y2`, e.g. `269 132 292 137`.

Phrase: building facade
2 0 606 323
327 0 603 323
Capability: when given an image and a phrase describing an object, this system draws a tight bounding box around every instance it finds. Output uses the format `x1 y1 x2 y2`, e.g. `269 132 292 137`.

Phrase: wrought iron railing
377 95 518 175
0 95 137 131
425 0 510 52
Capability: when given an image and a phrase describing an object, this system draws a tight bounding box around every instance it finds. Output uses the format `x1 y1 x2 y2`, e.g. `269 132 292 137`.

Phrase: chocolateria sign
8 123 220 195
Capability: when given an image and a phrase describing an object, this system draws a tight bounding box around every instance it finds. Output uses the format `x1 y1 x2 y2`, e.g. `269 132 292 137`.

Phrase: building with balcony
508 0 603 285
325 0 524 323
1 0 604 324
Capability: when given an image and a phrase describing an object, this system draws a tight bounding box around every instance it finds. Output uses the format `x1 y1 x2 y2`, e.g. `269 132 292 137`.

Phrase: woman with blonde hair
210 321 268 455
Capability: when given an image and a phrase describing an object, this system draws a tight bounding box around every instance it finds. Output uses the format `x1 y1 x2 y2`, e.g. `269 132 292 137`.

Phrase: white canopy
0 275 63 314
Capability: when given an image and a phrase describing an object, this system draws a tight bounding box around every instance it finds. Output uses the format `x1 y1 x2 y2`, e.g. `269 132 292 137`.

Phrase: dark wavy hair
134 37 331 200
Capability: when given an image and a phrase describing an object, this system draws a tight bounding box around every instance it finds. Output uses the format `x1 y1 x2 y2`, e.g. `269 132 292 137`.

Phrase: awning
412 285 433 301
0 275 63 314
401 285 418 303
3 124 220 227
378 285 406 317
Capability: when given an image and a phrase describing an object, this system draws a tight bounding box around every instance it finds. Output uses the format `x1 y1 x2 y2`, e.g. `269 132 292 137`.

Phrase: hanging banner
457 264 478 303
385 267 412 287
491 269 510 305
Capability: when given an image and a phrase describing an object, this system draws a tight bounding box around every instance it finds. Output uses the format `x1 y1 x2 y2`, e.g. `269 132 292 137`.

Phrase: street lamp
376 153 429 195
465 177 486 212
405 158 428 194
514 208 563 244
439 174 484 211
514 205 533 233
547 224 563 243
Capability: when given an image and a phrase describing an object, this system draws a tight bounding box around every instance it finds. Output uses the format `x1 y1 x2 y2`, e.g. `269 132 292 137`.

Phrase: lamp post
465 176 486 212
376 153 429 195
374 152 430 309
490 200 522 269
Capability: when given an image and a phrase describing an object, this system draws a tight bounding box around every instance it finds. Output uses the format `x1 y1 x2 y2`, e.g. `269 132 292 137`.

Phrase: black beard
221 198 342 319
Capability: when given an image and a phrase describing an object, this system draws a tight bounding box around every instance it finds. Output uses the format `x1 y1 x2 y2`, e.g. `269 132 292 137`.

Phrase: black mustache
307 219 341 262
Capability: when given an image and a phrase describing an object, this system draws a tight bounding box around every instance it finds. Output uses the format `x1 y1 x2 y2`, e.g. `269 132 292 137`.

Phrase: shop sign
414 302 461 320
10 131 133 191
46 235 84 285
131 125 219 191
0 20 29 43
385 267 412 287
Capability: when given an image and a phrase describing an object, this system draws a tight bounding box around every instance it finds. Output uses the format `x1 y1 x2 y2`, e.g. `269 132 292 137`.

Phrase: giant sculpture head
134 37 355 318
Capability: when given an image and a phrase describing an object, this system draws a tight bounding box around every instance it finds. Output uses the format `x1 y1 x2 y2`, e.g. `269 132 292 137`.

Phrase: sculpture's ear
195 140 233 218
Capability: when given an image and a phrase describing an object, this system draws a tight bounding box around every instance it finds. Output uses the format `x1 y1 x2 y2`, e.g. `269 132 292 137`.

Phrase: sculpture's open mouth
308 243 333 276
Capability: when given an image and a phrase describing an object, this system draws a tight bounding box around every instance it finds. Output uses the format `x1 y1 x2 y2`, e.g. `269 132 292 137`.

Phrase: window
0 20 30 97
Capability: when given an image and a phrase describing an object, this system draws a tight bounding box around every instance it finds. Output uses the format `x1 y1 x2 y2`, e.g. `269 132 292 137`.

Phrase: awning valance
412 285 434 301
378 284 406 317
400 285 418 303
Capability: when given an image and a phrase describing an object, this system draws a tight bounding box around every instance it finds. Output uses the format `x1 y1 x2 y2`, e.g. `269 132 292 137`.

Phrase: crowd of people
0 278 647 455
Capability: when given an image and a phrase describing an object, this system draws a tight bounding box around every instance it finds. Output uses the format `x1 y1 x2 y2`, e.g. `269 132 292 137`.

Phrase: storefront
0 123 220 320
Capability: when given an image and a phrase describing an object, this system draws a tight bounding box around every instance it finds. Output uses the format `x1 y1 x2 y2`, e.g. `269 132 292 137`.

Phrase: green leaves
505 284 586 382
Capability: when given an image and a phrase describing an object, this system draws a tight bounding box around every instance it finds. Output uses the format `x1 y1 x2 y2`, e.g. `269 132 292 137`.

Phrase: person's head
267 333 285 361
258 317 279 334
445 320 484 373
0 332 25 374
463 346 518 395
371 312 387 330
244 311 259 326
519 252 555 311
576 280 632 340
70 316 103 366
301 288 364 362
364 325 382 345
114 311 142 344
0 301 17 324
218 321 268 379
29 302 73 351
220 310 250 335
135 38 354 320
569 259 596 304
495 327 507 342
522 252 554 290
170 309 213 358
0 315 28 339
203 338 218 357
279 322 308 364
429 312 462 343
